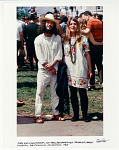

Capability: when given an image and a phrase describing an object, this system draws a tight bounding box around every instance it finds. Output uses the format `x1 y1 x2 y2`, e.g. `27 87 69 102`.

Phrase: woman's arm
85 51 93 78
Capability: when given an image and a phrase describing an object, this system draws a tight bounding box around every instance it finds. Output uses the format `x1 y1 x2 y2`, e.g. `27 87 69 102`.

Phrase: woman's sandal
58 117 65 121
34 117 44 123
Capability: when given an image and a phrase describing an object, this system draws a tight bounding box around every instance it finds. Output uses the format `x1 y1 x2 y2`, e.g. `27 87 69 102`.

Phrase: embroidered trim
68 76 89 88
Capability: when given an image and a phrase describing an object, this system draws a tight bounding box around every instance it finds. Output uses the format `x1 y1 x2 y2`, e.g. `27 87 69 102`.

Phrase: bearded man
34 13 63 123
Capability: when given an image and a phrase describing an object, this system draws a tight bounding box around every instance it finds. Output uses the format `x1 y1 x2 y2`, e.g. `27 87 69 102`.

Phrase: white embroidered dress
64 35 90 88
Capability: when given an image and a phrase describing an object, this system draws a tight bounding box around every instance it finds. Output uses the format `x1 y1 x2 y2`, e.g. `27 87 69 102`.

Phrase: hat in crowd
39 13 59 24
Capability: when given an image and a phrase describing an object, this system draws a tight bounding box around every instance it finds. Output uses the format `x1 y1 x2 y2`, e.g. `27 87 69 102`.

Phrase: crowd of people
17 7 103 123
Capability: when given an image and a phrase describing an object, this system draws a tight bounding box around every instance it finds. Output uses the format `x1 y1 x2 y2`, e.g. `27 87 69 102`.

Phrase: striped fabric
86 18 103 42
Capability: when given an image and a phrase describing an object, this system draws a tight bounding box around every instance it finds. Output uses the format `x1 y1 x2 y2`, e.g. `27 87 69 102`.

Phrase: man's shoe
82 116 91 122
35 117 44 123
71 117 79 122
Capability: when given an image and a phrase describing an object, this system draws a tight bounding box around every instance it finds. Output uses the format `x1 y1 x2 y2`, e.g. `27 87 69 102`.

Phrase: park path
17 116 103 136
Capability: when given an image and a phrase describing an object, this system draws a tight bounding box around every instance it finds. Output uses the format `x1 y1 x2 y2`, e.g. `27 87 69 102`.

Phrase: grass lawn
17 68 103 117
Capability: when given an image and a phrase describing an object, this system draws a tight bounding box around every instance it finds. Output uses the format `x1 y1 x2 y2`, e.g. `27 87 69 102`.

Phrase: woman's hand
49 68 56 75
88 71 93 78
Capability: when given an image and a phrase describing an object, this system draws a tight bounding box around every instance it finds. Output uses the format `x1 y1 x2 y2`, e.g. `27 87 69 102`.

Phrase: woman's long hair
64 17 82 44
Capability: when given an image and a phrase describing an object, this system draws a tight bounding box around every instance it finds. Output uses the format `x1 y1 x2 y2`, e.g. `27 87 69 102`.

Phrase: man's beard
44 27 54 34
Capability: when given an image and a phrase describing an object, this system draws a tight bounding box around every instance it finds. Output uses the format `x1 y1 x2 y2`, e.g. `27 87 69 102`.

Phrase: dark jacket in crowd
23 22 39 70
23 22 39 49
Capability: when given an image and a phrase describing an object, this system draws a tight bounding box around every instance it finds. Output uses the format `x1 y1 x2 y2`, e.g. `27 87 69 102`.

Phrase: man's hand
45 63 54 71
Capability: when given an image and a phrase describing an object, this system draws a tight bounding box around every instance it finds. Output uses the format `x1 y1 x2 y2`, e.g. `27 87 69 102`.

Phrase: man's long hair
64 17 82 44
38 20 57 35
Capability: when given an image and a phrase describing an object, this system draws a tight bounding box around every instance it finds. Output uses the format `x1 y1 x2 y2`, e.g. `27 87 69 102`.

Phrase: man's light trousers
35 69 59 117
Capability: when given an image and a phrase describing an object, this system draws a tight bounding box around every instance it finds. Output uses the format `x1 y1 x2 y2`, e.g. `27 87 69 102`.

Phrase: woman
63 17 92 122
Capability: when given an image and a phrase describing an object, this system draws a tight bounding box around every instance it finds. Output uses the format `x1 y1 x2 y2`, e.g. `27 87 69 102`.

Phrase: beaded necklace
69 38 76 64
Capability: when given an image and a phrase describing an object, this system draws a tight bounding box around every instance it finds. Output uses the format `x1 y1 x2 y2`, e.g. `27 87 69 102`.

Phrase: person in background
54 13 58 20
63 17 92 122
23 16 30 62
20 15 26 30
69 6 74 17
25 16 30 25
60 6 69 18
79 18 103 46
53 7 59 14
93 13 103 22
60 15 68 34
24 14 39 71
97 14 103 22
34 13 63 123
17 13 25 106
21 15 25 22
78 12 85 19
30 7 37 16
81 11 103 90
17 13 24 69
92 13 99 19
35 16 40 25
52 12 64 38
